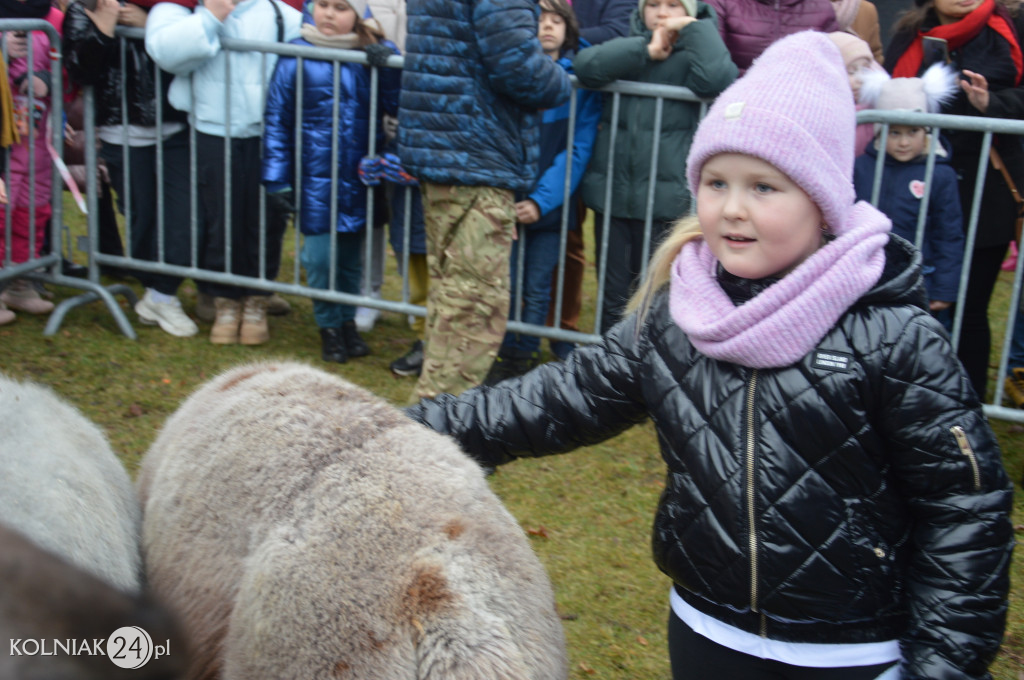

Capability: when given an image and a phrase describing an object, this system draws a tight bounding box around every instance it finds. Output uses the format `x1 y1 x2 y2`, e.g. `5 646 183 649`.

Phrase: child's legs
546 224 585 331
301 232 362 329
406 253 428 335
0 205 52 264
1008 300 1024 370
504 230 560 354
668 611 899 680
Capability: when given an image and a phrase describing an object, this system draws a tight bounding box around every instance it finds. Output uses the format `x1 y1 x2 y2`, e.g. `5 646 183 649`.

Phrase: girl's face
885 124 928 162
846 56 871 99
697 153 825 280
313 0 356 36
538 4 567 59
643 0 688 31
933 0 983 24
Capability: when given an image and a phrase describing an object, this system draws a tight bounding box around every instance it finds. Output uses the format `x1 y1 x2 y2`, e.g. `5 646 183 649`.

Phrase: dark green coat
574 3 736 221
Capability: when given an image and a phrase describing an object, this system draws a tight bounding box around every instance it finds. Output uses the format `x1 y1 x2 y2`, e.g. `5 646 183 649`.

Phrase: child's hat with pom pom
857 63 959 113
686 31 855 234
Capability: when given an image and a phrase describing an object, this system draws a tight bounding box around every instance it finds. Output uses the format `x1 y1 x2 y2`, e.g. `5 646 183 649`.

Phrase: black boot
483 349 538 386
341 319 370 358
320 327 347 363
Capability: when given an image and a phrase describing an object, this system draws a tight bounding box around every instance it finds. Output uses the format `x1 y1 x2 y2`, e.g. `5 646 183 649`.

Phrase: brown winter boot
210 297 242 344
239 295 270 346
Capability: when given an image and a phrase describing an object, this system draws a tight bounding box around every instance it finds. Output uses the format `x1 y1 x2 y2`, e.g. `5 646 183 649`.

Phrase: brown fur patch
443 519 465 540
216 368 264 392
404 565 453 619
332 659 350 676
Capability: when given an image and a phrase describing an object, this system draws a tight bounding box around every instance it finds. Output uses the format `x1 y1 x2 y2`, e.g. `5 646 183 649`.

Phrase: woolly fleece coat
409 236 1014 680
262 34 400 235
854 139 964 303
144 0 302 138
573 3 737 221
705 0 839 73
396 0 572 192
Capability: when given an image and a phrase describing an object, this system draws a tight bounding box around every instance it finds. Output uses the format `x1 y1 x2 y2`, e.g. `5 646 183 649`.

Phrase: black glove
363 43 393 68
266 189 296 220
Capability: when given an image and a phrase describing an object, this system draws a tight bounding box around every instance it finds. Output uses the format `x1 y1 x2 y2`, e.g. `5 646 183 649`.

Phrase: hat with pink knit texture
686 31 856 234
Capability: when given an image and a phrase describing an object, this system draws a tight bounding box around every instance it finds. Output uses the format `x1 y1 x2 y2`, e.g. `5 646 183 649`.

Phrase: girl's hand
117 3 149 28
929 300 952 312
514 200 540 225
86 0 121 36
204 0 238 22
0 178 8 205
960 69 989 113
647 16 696 61
5 32 28 60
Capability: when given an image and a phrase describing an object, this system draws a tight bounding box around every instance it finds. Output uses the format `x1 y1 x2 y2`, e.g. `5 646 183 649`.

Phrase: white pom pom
920 62 959 113
857 68 890 107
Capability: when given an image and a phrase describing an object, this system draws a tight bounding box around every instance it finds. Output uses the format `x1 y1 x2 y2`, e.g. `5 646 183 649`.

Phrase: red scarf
892 0 1022 85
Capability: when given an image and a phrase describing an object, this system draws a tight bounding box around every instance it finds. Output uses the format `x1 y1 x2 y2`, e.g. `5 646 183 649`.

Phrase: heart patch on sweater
909 180 926 199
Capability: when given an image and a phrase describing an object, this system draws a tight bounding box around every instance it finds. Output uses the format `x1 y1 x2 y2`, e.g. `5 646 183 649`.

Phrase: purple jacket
705 0 837 73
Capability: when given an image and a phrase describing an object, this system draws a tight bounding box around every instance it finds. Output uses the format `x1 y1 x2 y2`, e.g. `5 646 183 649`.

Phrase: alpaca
0 373 142 594
137 361 568 680
0 523 188 680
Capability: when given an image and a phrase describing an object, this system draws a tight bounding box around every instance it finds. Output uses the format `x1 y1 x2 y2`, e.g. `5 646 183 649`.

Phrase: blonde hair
625 214 703 328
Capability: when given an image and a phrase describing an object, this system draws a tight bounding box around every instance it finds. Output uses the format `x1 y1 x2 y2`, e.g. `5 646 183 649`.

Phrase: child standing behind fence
0 26 54 319
855 64 965 329
484 0 601 383
573 0 736 333
262 0 399 364
145 0 301 345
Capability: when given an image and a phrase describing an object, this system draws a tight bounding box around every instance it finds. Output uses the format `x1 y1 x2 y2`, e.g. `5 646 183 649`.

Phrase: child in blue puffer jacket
484 0 603 384
262 0 400 364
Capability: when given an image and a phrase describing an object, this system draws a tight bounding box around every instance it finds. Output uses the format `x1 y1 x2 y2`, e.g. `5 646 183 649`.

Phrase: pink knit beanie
686 31 856 234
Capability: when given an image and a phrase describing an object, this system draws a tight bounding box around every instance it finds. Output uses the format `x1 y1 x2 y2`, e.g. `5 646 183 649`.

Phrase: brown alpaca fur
137 362 568 680
0 524 188 680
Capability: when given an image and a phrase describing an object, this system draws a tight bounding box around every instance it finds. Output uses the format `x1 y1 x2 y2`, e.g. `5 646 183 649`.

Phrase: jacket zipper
745 370 765 635
950 426 981 491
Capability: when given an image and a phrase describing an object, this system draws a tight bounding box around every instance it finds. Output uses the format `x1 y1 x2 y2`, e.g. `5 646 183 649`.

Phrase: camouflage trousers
411 182 515 401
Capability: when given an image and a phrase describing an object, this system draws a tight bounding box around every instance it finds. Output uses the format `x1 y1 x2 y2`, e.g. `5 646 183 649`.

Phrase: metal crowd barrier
6 24 1023 422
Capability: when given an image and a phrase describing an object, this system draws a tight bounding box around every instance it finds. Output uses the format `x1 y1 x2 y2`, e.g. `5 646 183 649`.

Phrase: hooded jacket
573 2 737 221
262 21 400 235
63 2 187 129
396 0 572 193
705 0 839 73
409 235 1014 679
854 137 964 303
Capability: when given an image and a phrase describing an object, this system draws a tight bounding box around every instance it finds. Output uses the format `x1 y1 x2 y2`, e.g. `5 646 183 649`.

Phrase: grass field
1 200 1022 679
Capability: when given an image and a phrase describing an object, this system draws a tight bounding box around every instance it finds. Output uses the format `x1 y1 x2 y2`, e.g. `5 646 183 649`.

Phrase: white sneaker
135 290 199 337
354 305 380 333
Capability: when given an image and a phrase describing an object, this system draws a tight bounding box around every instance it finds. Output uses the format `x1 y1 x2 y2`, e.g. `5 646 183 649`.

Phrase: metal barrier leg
40 276 139 339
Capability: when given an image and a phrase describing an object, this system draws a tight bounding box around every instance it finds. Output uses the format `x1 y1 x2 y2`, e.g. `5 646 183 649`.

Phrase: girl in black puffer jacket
408 31 1013 680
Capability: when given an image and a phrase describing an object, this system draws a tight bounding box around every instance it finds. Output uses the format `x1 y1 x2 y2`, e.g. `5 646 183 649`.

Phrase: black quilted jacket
409 236 1014 679
62 1 186 128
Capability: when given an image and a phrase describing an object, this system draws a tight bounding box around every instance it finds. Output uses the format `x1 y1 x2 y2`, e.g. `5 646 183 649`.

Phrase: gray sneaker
390 340 423 377
136 290 199 337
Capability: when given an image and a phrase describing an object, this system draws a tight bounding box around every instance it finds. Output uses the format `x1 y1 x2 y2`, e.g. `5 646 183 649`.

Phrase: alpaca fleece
137 361 568 680
0 374 142 593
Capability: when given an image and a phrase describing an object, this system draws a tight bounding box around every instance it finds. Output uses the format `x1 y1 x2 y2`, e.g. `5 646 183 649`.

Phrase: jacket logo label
724 102 745 120
812 350 853 372
909 180 925 199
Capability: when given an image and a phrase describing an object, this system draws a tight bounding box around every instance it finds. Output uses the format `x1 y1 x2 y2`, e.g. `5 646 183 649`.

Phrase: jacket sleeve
261 56 297 187
473 0 571 110
925 167 965 303
529 86 602 217
578 0 633 46
376 41 401 117
572 35 650 89
145 2 223 76
877 314 1014 680
62 1 116 87
407 313 652 467
677 17 737 98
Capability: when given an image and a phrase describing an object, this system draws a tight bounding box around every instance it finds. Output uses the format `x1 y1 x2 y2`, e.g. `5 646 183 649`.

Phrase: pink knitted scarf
668 201 891 369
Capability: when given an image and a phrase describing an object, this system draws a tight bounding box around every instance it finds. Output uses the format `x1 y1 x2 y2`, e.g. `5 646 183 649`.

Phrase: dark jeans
195 133 286 299
300 231 363 329
593 213 672 333
503 229 560 354
668 610 899 680
954 243 1009 398
100 129 190 295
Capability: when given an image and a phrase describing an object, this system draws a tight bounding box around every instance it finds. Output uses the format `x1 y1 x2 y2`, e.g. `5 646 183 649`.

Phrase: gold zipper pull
950 425 981 491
